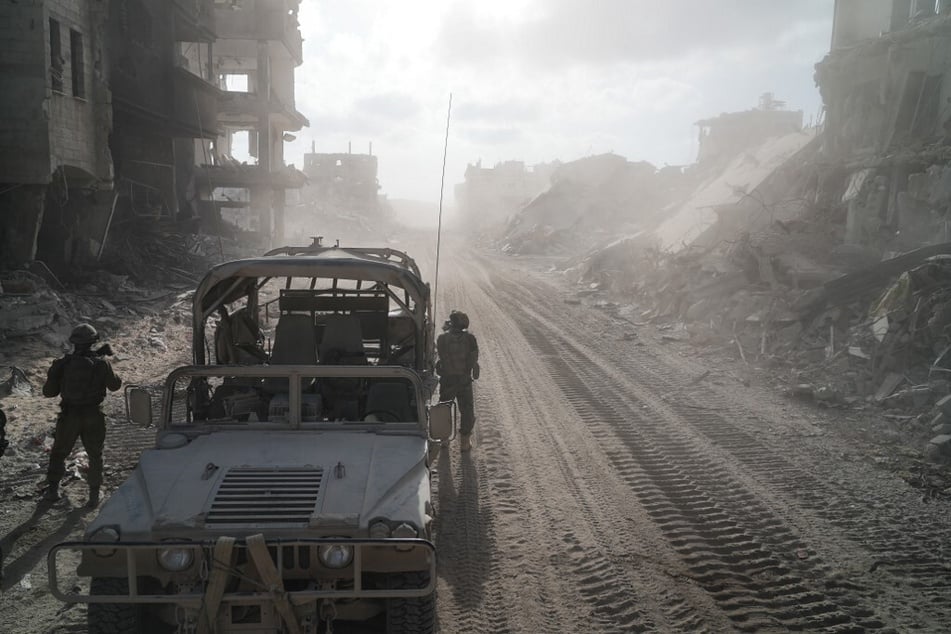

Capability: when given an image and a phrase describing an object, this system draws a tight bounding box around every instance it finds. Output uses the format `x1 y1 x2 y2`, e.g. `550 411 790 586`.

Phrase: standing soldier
42 324 121 505
436 310 480 451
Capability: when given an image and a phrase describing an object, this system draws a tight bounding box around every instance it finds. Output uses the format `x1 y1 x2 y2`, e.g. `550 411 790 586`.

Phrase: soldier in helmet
436 310 480 451
41 323 121 505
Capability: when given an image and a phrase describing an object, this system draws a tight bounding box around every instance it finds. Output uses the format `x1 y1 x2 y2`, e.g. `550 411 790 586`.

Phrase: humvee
48 245 453 633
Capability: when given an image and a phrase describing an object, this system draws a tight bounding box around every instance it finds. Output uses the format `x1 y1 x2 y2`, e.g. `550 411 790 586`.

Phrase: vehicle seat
318 314 366 364
271 313 318 364
318 315 366 420
364 382 415 422
265 313 317 394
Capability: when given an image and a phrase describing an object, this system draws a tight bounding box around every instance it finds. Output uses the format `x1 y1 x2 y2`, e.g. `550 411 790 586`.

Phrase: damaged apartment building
197 0 307 242
0 0 307 273
300 142 381 220
818 0 951 252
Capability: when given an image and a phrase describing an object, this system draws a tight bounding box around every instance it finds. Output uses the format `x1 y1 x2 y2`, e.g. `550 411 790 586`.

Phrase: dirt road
2 245 950 632
431 248 951 632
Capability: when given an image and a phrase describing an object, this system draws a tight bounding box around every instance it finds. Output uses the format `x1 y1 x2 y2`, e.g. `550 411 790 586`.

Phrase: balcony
171 67 221 139
196 163 307 189
217 90 309 131
215 0 303 63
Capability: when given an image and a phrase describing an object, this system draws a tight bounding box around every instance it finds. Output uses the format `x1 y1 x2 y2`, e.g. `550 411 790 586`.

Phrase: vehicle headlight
157 546 195 572
318 543 353 569
89 526 120 557
369 521 391 539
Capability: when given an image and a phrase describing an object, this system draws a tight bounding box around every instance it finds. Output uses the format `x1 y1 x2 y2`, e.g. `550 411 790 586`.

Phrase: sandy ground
2 240 951 632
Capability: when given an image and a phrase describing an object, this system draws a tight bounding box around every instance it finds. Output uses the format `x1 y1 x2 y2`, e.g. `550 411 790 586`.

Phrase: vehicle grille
206 467 324 526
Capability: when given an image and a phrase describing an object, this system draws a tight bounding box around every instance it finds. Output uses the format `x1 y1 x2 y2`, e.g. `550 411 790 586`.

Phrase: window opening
70 30 84 98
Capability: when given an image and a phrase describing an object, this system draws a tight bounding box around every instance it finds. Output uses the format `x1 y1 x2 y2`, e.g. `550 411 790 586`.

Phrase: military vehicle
48 245 453 633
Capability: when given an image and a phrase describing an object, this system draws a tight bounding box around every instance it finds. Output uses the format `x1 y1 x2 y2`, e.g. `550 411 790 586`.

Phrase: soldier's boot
460 434 472 452
43 482 61 501
86 486 100 507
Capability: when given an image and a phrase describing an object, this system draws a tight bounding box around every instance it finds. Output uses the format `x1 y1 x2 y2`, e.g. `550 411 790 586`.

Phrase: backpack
60 354 97 404
438 332 473 376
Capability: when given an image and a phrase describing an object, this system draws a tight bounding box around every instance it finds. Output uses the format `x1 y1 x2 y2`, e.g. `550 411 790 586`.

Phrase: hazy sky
284 0 834 205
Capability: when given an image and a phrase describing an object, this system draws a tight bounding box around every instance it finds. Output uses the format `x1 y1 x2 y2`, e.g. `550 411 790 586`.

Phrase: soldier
41 323 121 505
436 310 480 451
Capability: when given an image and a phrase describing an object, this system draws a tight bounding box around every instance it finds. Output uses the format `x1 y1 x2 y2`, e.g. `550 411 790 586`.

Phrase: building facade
197 0 309 244
818 1 951 248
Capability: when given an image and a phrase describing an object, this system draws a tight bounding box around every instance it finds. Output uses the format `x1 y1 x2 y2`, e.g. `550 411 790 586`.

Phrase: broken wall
817 10 951 254
0 3 52 184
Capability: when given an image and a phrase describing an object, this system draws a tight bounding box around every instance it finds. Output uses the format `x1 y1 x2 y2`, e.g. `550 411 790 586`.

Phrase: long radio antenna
433 92 452 321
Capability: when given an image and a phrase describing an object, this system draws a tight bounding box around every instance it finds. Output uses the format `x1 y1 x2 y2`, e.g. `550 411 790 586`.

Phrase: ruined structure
454 160 556 228
0 1 114 268
695 93 804 166
197 0 308 244
301 143 380 214
818 0 951 250
0 0 308 273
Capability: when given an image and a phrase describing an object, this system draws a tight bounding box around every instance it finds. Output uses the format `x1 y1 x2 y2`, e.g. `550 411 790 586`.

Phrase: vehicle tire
385 571 434 634
88 577 144 634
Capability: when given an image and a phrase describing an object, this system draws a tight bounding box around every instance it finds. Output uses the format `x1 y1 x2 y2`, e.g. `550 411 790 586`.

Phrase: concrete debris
495 154 692 256
924 435 951 464
0 367 33 397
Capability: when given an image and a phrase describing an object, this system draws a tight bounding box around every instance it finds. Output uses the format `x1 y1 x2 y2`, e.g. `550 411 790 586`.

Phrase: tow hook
319 598 338 634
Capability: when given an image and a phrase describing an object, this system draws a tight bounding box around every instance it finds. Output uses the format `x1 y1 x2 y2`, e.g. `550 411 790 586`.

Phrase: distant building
695 93 803 165
303 145 380 212
454 160 556 226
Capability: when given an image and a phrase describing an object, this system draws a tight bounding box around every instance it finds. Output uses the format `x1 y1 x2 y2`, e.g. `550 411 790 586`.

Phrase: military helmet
449 310 469 330
69 323 100 345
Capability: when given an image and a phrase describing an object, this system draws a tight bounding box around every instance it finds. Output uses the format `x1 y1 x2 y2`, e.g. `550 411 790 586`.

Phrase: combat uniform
42 324 121 503
436 311 479 450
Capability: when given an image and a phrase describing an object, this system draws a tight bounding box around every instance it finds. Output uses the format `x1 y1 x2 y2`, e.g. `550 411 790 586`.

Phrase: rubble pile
99 219 240 285
501 154 689 256
569 214 951 464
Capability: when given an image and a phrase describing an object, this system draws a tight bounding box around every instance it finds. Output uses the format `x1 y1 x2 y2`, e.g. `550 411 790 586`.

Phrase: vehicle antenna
433 92 452 321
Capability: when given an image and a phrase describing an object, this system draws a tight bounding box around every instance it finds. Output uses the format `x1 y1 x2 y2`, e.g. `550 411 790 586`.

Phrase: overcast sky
284 0 834 206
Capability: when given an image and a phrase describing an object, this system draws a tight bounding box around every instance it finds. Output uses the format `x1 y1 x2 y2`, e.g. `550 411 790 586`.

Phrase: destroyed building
0 1 115 268
302 143 380 212
195 0 309 244
501 153 690 255
695 93 804 166
0 0 309 274
0 1 221 271
817 0 951 251
454 159 557 229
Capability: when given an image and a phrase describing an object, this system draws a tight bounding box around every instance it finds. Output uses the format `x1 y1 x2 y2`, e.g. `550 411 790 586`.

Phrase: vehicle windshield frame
162 364 427 432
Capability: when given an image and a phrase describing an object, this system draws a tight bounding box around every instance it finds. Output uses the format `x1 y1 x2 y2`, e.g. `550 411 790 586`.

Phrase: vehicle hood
88 431 429 539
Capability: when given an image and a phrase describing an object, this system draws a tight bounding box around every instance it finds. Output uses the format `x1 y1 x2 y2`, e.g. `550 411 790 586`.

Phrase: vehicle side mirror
428 402 455 442
125 386 153 427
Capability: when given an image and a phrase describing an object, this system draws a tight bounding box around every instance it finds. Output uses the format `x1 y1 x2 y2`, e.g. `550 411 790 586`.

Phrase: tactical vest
439 332 473 376
60 354 98 404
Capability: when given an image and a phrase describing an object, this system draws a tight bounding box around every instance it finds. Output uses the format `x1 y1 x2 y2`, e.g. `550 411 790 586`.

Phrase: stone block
925 434 951 464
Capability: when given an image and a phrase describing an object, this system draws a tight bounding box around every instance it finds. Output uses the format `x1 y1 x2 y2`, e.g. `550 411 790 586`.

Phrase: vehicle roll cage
192 246 433 370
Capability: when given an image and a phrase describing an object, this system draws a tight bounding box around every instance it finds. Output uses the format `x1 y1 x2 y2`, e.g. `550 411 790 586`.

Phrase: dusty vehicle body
48 246 450 633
